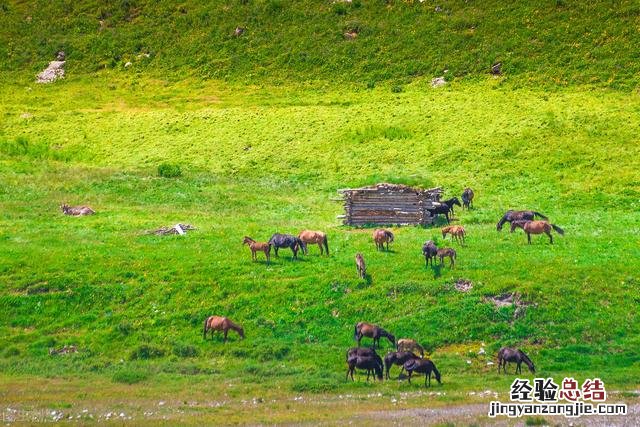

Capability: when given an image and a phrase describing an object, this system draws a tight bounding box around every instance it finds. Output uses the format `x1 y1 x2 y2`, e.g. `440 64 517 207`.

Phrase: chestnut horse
497 210 548 231
354 322 396 348
242 236 271 265
510 220 564 244
461 188 474 210
437 247 456 268
442 225 465 245
404 358 442 387
396 338 425 358
497 347 535 374
203 316 245 342
60 204 95 216
373 229 394 251
298 230 329 255
355 253 366 279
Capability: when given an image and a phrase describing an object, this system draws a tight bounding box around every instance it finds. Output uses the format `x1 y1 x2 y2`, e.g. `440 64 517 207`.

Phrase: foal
242 236 271 265
355 253 366 279
442 225 466 245
437 247 456 268
373 229 394 251
203 316 245 342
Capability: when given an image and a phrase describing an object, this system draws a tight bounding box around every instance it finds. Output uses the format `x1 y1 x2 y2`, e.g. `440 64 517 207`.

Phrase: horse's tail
353 324 359 341
385 230 394 242
296 238 307 253
551 224 565 236
202 317 209 339
532 211 548 220
322 235 329 255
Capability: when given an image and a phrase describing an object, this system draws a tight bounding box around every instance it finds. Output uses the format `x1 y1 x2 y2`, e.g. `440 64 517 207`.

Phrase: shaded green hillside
2 0 639 87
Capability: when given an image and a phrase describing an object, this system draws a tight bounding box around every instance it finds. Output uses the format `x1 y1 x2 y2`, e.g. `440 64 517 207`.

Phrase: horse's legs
357 335 362 347
450 256 455 268
426 372 430 387
527 233 531 244
547 230 553 244
408 371 412 384
274 247 279 257
223 329 228 343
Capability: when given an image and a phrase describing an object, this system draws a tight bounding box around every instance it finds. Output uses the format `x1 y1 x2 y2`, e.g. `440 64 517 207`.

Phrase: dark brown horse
242 236 271 265
203 316 245 342
346 349 384 381
298 230 329 255
384 351 420 379
461 188 474 210
404 358 442 387
373 229 394 251
510 220 564 244
354 322 396 348
422 240 438 267
496 210 548 231
497 347 535 374
355 253 366 279
268 233 305 259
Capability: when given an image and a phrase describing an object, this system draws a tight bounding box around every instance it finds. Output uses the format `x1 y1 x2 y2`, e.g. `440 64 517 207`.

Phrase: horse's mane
518 349 535 370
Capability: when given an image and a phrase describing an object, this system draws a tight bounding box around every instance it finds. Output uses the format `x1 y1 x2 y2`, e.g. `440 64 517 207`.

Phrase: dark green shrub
129 344 165 360
157 163 182 178
3 347 20 357
173 343 198 358
112 369 148 384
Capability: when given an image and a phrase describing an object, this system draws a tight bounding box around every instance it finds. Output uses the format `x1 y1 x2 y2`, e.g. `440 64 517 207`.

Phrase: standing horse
442 225 466 245
404 358 442 387
355 253 366 279
497 347 536 374
346 352 384 381
60 204 95 216
396 338 425 358
203 316 245 342
373 229 394 251
354 322 396 348
298 230 329 255
422 240 438 267
437 247 456 268
510 220 564 244
427 198 460 224
384 351 420 379
443 197 462 217
461 188 474 210
268 233 306 259
242 236 271 265
496 210 548 231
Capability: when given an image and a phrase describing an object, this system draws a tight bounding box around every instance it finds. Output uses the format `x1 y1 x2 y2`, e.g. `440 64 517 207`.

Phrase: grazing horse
427 198 460 224
461 188 474 210
384 351 420 379
268 233 306 259
437 247 456 268
298 230 329 255
354 322 396 349
347 347 376 359
346 351 384 381
497 347 536 374
242 236 271 265
404 358 442 387
510 220 564 244
373 229 394 251
496 210 548 231
60 204 95 216
396 338 425 358
422 240 438 267
203 316 245 342
442 225 466 245
355 253 366 279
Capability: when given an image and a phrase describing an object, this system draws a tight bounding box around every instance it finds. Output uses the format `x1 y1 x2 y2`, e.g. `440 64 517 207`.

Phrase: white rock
125 61 132 67
36 61 65 83
431 76 446 88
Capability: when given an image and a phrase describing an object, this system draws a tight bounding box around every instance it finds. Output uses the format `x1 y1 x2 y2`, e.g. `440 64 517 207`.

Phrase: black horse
268 233 306 259
497 347 536 374
384 351 420 379
496 210 548 231
346 350 384 381
427 198 461 224
404 358 442 387
422 240 438 267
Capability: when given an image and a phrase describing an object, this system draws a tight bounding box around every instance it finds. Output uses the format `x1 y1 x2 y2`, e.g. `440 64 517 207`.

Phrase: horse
461 188 474 210
437 247 456 268
404 358 442 387
373 229 394 251
497 347 535 374
268 233 306 259
346 352 384 381
442 225 466 245
396 338 425 358
355 253 366 279
60 204 95 216
347 346 377 359
427 198 460 224
422 240 438 267
496 210 548 231
354 322 396 348
242 236 271 265
384 351 420 379
298 230 329 255
510 220 564 244
443 197 462 217
203 316 245 342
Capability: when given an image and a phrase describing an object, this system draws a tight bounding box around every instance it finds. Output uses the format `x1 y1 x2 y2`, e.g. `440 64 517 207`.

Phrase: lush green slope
2 0 640 87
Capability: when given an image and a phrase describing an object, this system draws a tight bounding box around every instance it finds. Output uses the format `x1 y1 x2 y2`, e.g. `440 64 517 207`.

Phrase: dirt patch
147 224 196 236
454 279 473 292
484 292 534 319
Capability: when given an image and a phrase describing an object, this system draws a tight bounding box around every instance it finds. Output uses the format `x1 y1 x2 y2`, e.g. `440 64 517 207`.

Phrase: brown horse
346 351 384 381
354 322 396 348
373 229 394 251
203 316 245 342
60 204 95 216
437 247 456 268
497 210 548 231
461 188 474 210
510 220 564 244
396 338 425 358
384 351 420 379
404 358 442 387
242 236 271 265
298 230 329 255
497 347 535 374
355 253 366 279
442 225 465 245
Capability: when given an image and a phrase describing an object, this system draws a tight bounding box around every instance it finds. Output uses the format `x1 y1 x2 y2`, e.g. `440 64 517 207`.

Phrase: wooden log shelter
337 183 443 226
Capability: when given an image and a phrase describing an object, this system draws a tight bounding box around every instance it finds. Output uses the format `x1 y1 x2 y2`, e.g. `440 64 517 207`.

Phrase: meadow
1 0 640 423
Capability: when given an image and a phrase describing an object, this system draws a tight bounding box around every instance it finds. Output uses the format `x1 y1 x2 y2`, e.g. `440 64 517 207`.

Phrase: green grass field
1 0 640 424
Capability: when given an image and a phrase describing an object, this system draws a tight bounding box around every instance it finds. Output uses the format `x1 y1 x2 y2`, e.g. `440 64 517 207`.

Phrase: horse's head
60 203 69 213
238 327 245 339
452 197 461 207
433 366 442 384
296 238 307 253
242 236 252 245
386 333 396 346
441 227 449 238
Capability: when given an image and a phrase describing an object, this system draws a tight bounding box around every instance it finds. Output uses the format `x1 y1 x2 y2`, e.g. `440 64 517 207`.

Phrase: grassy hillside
2 0 640 87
